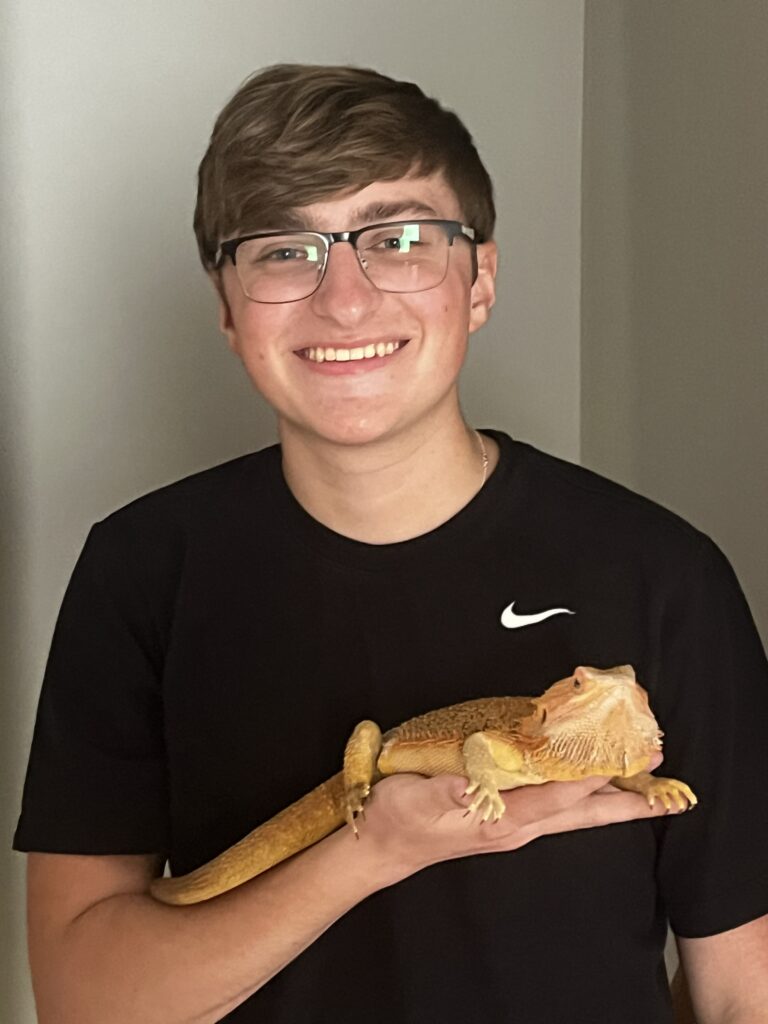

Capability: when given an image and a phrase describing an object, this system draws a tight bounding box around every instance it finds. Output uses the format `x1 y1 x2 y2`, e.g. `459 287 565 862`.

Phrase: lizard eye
541 708 548 724
573 678 581 689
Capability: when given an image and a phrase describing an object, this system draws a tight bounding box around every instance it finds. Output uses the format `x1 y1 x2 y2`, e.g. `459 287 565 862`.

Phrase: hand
357 753 675 881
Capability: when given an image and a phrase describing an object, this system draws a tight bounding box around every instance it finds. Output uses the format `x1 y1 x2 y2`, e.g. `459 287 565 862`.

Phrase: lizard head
524 665 664 778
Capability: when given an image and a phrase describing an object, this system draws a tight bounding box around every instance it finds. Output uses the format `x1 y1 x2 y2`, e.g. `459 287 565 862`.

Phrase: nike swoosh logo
500 602 576 629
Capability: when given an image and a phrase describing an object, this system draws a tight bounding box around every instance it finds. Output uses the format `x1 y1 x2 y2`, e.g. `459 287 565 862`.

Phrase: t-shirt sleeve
13 516 177 855
654 535 768 938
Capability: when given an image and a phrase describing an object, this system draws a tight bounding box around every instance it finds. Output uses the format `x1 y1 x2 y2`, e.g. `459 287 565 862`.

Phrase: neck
278 410 498 544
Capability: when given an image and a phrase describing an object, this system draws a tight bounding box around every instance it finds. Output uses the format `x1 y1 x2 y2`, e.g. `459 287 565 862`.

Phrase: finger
380 773 476 817
594 782 624 795
533 789 687 839
430 773 488 810
498 775 616 827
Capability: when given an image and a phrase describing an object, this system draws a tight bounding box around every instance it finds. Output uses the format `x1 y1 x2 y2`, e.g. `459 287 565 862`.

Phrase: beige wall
1 3 585 1018
582 0 768 644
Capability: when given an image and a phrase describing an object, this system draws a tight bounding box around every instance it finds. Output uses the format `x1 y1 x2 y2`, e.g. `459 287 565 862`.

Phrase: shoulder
493 433 721 580
517 438 698 529
96 444 277 532
511 436 707 537
80 444 280 577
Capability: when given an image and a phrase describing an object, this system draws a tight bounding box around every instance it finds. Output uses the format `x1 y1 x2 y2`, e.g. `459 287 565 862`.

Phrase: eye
573 678 581 689
368 235 414 252
363 224 424 253
541 708 548 724
262 247 307 262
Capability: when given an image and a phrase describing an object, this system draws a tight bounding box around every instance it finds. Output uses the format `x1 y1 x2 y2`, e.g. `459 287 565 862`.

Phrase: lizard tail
150 772 347 905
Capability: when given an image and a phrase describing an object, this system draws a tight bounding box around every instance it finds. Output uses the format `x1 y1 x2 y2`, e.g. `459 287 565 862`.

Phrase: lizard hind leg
343 720 383 834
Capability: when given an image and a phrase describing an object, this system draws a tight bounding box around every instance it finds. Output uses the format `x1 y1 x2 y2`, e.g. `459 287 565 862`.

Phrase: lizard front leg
610 771 697 811
462 732 526 823
343 720 382 834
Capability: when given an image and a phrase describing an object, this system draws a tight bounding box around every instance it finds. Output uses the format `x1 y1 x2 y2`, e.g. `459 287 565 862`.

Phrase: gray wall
582 6 768 975
582 0 768 644
1 3 585 1018
6 0 766 1015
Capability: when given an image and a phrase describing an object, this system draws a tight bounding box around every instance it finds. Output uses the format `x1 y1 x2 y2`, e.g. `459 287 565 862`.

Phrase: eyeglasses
215 219 477 303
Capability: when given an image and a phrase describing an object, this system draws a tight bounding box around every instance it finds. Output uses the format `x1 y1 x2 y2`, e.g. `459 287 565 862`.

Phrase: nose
309 241 383 322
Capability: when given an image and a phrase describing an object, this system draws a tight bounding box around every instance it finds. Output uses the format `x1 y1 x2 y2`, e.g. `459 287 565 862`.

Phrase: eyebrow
284 199 441 231
348 199 441 223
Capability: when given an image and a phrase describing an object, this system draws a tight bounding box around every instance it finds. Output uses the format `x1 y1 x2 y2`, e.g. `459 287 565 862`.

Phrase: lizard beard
529 725 662 777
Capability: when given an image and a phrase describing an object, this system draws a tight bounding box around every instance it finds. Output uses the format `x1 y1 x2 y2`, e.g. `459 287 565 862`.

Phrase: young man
14 64 768 1023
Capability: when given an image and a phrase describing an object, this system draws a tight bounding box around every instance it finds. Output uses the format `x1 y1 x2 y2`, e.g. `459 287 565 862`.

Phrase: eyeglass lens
233 222 451 302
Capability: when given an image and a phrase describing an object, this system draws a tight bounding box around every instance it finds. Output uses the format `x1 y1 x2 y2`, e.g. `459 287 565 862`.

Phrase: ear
209 270 239 353
468 240 498 334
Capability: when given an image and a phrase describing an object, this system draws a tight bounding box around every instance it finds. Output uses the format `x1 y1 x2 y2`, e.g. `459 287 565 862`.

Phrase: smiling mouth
296 340 410 363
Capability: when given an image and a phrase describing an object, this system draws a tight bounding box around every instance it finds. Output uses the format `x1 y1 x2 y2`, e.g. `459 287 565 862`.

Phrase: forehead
287 172 464 232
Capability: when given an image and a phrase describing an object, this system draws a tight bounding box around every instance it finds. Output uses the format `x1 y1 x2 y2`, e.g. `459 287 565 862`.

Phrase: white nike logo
500 602 575 629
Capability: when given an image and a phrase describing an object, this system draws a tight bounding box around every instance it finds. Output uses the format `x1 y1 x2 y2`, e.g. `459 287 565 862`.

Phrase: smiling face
215 172 497 449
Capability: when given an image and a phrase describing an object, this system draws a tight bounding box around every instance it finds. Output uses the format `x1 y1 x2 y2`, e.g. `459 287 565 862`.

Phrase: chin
284 406 415 449
311 421 399 448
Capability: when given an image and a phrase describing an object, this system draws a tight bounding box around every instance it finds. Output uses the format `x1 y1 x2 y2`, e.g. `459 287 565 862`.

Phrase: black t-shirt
14 431 768 1023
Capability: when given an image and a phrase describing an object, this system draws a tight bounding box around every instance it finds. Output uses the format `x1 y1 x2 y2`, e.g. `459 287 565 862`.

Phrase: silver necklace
475 430 489 486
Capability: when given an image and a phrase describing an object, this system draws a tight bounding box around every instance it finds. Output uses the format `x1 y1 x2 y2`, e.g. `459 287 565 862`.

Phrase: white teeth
305 341 405 362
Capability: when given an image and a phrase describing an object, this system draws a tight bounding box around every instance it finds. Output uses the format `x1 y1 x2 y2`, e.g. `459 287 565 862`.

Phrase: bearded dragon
151 665 696 905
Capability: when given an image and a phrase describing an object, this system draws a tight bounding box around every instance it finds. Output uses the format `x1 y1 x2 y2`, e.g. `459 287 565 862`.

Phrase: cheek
235 336 269 373
231 307 293 364
416 289 464 331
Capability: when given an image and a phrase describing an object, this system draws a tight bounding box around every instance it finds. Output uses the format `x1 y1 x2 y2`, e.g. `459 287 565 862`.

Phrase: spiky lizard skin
150 665 696 905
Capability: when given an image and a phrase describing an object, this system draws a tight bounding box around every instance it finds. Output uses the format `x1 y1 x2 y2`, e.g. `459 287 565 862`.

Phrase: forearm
32 771 680 1024
34 827 402 1024
677 914 768 1024
697 994 768 1024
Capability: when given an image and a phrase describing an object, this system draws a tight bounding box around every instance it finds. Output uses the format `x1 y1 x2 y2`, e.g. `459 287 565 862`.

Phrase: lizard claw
344 782 371 836
463 781 506 823
641 777 698 813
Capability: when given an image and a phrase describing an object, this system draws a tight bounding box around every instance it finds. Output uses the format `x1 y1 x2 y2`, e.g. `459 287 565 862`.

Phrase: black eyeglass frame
214 219 479 302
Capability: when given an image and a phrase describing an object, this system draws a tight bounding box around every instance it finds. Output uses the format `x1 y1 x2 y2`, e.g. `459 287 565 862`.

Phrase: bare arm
28 765 676 1024
28 826 392 1024
676 913 768 1024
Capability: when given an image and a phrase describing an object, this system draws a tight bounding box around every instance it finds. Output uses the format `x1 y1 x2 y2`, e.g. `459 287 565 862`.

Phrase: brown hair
194 63 495 270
